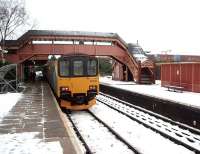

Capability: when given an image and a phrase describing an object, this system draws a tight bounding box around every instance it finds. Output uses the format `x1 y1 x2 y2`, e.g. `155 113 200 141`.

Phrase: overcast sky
25 0 200 55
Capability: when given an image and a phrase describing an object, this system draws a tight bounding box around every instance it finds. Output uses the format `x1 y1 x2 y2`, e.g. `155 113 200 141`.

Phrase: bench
164 85 184 93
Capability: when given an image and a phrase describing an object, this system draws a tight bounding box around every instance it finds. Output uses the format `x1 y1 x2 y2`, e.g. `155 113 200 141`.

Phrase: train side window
60 60 70 76
73 60 84 76
87 59 97 76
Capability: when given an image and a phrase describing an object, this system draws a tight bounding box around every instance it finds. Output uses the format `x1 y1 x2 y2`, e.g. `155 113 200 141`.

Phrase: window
73 60 84 76
60 60 70 76
87 59 97 76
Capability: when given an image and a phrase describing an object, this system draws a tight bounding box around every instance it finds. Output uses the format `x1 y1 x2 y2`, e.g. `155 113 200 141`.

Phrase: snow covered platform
100 77 200 128
0 82 77 154
100 76 200 110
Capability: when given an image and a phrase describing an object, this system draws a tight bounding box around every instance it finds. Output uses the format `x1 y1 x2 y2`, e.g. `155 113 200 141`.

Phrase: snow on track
70 111 135 154
97 94 200 152
90 100 194 154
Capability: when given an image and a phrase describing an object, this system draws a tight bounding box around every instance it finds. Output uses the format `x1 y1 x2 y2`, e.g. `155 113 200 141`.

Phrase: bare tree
0 0 28 63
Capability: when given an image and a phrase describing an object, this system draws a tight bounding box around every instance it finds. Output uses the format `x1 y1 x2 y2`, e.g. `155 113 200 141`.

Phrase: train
45 54 99 110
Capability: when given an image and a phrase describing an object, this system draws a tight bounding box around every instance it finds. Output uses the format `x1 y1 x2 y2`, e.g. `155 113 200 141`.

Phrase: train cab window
60 60 70 76
73 60 84 76
87 59 97 76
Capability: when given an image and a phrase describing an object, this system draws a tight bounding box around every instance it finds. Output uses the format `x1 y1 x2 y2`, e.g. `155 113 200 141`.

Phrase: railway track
66 113 92 154
97 93 200 153
100 84 200 129
65 110 139 154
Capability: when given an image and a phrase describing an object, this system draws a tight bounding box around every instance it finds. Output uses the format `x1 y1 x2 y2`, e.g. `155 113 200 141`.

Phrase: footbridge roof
4 30 128 50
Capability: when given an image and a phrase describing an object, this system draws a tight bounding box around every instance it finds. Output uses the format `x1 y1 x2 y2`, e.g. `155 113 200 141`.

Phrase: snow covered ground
0 132 62 154
0 92 63 154
100 76 200 109
0 93 22 122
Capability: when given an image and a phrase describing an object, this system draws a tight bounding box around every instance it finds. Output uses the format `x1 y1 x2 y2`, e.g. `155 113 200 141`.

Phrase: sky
25 0 200 55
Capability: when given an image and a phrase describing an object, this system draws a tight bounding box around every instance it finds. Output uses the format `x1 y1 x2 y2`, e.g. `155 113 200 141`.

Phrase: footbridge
2 30 155 83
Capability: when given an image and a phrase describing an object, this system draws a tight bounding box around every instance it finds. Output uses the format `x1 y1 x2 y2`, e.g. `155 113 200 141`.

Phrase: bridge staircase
140 67 154 84
127 43 155 84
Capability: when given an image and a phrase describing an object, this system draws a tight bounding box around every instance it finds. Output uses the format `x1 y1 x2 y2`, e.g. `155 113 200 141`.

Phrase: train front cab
57 56 99 110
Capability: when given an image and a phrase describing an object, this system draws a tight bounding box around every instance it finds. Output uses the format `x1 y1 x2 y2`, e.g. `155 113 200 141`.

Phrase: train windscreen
60 60 70 76
73 60 84 76
59 57 98 77
87 59 97 76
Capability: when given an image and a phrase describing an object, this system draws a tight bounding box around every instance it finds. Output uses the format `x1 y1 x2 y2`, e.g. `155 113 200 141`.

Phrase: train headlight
89 85 97 90
61 87 69 92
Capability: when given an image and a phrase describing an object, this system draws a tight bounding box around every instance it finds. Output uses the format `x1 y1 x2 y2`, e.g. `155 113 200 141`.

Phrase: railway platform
0 81 78 154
